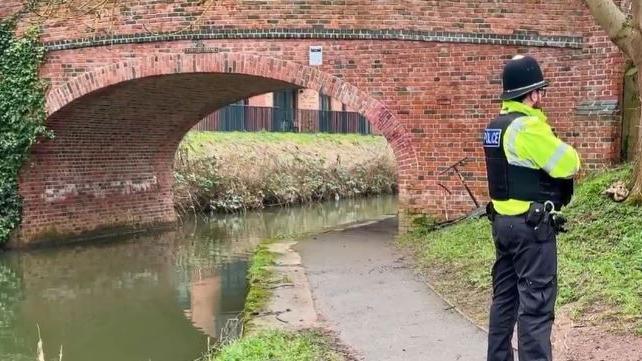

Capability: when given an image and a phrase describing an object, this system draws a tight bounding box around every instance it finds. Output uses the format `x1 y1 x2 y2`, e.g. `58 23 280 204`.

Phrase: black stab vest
483 112 573 208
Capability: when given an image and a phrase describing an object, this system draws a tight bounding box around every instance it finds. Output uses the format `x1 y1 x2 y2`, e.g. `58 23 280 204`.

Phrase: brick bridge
0 1 624 246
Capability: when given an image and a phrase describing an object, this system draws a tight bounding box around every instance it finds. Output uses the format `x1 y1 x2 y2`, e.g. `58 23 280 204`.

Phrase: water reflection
0 195 397 361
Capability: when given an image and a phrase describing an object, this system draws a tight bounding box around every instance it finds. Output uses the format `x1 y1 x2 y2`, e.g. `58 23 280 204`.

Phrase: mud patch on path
553 308 642 361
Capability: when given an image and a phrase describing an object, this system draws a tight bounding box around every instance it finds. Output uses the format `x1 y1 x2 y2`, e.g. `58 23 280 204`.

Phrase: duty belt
486 201 567 234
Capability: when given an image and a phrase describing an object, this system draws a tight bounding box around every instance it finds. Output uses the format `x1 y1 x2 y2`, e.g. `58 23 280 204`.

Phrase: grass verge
209 329 345 361
183 131 385 149
398 166 642 334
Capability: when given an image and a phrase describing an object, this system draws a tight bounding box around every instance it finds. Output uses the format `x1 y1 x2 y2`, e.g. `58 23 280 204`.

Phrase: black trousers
487 214 557 361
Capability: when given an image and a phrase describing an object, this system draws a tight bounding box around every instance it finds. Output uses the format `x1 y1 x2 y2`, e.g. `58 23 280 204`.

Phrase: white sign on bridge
309 46 323 66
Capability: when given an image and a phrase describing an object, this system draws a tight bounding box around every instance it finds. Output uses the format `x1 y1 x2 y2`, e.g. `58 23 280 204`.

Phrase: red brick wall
0 1 626 245
10 0 591 42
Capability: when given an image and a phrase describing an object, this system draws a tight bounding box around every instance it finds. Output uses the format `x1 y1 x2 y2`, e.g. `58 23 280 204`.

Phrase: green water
0 195 397 361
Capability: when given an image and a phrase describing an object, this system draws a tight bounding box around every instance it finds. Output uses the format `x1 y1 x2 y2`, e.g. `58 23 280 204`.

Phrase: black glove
551 213 568 233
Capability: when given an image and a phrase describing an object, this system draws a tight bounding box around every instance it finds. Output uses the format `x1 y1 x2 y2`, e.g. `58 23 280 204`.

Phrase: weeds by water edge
209 329 345 361
202 232 348 361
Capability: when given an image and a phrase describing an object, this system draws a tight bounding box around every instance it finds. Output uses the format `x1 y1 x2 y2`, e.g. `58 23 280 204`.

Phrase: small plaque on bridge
309 46 323 66
184 41 226 54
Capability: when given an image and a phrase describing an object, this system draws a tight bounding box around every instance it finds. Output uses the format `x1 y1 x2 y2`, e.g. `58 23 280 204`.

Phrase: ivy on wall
0 19 49 245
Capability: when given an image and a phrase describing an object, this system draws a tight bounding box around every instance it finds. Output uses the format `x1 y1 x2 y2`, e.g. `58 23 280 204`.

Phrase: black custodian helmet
500 55 549 100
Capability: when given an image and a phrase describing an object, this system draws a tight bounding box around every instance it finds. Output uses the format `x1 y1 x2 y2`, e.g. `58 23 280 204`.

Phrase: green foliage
210 330 344 361
399 217 494 291
184 131 383 150
556 166 642 330
409 214 439 236
400 166 642 332
0 20 50 245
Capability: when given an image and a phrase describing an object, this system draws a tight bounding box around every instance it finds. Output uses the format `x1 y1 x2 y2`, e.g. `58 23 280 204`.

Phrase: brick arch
16 52 418 246
45 52 418 169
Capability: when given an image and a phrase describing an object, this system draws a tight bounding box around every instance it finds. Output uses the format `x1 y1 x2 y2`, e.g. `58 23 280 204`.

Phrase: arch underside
17 54 417 246
18 73 300 244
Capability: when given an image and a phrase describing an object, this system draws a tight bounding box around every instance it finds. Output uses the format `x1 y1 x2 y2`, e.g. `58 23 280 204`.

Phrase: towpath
296 217 487 361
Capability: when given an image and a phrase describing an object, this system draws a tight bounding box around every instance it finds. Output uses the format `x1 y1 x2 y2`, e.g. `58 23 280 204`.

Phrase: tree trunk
629 67 642 204
584 0 642 59
584 0 642 201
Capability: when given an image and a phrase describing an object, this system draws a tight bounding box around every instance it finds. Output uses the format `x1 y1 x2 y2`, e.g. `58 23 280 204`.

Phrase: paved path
296 217 487 361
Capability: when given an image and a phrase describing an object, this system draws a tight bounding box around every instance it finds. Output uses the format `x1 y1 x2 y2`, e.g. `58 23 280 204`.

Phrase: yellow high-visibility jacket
492 101 581 215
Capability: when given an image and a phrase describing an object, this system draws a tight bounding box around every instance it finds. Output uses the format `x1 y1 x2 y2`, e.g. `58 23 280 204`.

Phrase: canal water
0 195 397 361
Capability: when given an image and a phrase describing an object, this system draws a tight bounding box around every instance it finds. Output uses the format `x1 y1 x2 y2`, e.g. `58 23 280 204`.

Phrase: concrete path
296 217 487 361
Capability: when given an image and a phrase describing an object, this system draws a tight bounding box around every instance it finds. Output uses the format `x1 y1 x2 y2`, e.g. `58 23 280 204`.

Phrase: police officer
483 55 580 361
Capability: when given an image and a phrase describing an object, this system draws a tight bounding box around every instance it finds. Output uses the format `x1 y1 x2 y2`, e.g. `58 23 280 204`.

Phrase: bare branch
585 0 642 59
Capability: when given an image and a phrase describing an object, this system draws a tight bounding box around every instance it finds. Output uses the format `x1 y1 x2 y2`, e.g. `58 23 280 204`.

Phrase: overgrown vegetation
174 132 397 214
0 19 49 245
209 329 345 361
399 166 642 334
